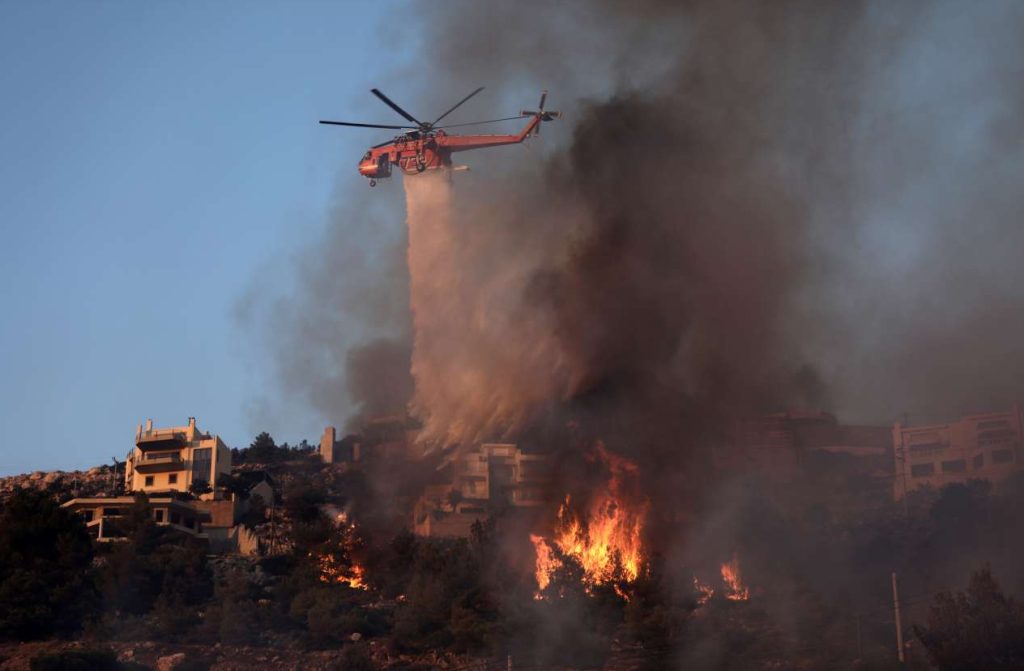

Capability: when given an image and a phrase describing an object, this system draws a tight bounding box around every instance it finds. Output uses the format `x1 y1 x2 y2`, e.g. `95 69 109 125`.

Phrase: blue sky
0 2 410 474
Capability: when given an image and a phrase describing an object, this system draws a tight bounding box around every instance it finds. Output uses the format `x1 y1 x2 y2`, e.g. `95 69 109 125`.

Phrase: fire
720 554 749 601
532 444 647 596
693 576 715 605
315 509 368 590
318 552 368 590
530 533 557 594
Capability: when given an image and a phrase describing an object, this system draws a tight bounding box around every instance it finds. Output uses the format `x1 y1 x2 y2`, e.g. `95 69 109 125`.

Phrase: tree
0 489 97 639
245 432 284 463
915 567 1024 671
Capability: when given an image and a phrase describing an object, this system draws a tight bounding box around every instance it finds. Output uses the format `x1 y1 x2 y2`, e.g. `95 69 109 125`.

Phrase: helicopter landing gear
369 179 377 187
415 160 427 173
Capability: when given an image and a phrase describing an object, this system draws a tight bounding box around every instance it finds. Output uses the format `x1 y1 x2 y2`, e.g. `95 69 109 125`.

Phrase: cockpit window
362 151 372 161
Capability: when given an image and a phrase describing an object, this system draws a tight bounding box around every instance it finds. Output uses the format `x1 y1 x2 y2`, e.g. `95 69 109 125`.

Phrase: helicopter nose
358 161 379 177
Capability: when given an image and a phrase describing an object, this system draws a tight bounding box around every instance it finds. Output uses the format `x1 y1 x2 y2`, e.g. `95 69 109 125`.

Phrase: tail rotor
520 90 561 136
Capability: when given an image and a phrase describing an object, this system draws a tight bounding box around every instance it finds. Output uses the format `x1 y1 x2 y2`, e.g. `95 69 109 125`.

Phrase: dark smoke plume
249 0 1024 459
405 0 1024 441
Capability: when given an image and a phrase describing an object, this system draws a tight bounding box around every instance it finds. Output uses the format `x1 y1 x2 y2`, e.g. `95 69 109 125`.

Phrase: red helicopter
319 88 559 186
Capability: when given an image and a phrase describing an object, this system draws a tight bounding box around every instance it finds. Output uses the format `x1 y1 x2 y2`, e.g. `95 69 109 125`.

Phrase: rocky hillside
0 465 118 504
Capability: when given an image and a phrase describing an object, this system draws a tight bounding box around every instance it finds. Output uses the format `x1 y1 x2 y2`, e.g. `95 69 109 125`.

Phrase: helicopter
319 88 559 186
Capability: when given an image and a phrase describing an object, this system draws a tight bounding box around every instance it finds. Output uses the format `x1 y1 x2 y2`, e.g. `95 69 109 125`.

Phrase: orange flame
532 444 647 595
318 552 368 590
315 510 368 590
530 534 557 597
693 576 715 605
720 554 749 601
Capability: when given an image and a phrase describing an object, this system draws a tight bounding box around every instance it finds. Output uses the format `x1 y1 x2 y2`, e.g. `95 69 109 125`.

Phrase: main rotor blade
371 88 422 126
432 86 485 125
435 115 526 130
319 120 413 129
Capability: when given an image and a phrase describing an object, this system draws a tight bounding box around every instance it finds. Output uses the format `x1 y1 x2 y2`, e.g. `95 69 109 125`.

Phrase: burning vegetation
720 554 750 602
530 444 647 597
315 512 368 590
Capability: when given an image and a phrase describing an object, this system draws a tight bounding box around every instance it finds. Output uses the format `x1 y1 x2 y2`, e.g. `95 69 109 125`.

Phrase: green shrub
0 489 97 640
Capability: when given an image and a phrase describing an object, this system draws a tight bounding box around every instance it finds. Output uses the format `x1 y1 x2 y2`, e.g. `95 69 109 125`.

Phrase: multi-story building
893 405 1024 500
124 417 231 497
63 417 260 554
449 443 546 507
414 443 547 537
62 495 210 541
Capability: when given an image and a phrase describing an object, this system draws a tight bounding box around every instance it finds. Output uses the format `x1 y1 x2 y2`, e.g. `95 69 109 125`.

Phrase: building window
910 463 935 477
908 441 946 456
191 447 213 485
154 510 164 523
144 475 154 486
941 459 966 474
974 453 985 469
170 512 181 525
168 473 178 485
993 449 1015 464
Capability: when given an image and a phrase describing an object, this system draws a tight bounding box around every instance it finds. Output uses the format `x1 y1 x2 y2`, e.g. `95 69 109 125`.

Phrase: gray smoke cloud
248 0 1024 449
402 0 1024 443
237 187 412 433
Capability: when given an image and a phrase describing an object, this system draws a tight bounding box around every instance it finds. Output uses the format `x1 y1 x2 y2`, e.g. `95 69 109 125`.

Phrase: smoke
237 187 412 434
244 0 1024 498
390 3 1024 659
399 0 1024 441
400 1 851 453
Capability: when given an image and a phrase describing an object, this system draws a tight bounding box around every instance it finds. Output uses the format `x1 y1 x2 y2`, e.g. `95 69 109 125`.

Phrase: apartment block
414 443 547 537
125 417 231 497
62 417 262 554
893 405 1024 500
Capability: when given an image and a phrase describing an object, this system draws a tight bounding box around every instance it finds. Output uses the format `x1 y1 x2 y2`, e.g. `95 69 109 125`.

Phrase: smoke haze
253 0 1024 457
396 0 1024 445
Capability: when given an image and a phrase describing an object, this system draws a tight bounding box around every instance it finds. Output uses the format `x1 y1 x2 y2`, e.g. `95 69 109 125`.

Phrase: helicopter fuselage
357 114 543 184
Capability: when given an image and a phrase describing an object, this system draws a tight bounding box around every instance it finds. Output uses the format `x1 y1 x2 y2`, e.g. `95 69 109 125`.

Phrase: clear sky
0 2 409 475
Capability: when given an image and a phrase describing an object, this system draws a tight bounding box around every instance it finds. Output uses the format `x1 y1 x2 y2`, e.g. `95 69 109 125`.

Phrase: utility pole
892 572 905 664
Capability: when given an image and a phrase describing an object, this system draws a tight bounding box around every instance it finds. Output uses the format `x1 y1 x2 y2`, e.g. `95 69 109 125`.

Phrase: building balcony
134 455 185 473
136 432 186 451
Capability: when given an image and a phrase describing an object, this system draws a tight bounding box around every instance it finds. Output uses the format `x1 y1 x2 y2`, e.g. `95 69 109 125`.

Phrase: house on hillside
61 417 265 554
125 417 232 496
